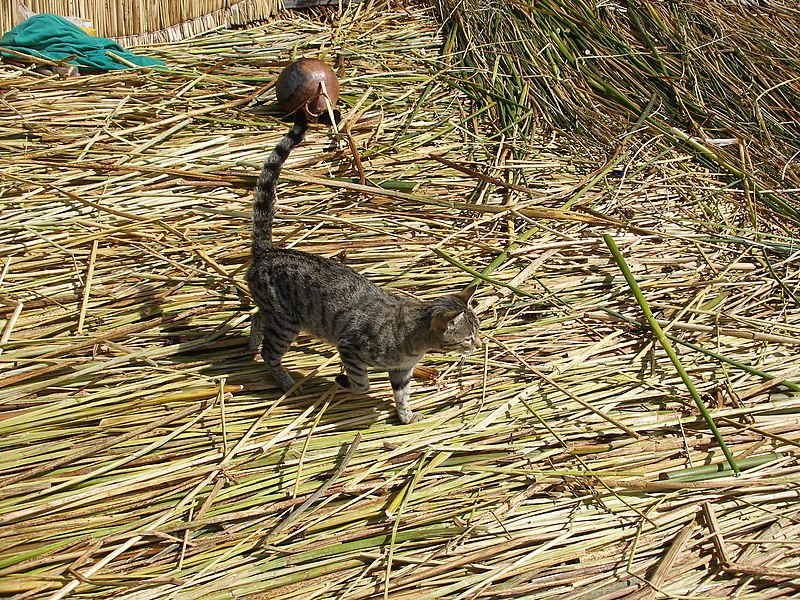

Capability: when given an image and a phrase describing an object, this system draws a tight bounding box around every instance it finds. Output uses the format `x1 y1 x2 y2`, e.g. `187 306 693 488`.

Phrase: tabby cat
247 113 481 424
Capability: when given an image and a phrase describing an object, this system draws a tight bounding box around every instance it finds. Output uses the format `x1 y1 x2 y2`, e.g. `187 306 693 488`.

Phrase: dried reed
437 0 800 231
0 1 799 598
1 0 282 45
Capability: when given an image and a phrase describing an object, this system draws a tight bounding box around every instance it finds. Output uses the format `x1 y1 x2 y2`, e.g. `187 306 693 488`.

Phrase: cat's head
430 286 482 353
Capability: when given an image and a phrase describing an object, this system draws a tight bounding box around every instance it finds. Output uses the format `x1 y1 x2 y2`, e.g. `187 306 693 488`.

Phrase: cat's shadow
128 286 384 432
189 330 390 431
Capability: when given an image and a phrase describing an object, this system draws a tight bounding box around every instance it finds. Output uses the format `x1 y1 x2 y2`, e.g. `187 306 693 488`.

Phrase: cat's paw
335 374 370 394
397 409 423 424
407 411 423 424
277 379 303 396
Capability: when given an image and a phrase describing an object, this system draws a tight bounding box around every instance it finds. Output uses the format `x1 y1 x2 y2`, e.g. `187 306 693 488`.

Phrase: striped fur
247 117 481 424
251 116 308 259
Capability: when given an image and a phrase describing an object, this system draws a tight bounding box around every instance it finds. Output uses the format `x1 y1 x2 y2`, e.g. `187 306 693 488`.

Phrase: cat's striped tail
252 115 308 258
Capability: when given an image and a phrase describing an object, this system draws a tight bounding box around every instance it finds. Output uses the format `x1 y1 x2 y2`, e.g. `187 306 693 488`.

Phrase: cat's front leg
259 315 301 393
336 348 370 394
389 368 421 424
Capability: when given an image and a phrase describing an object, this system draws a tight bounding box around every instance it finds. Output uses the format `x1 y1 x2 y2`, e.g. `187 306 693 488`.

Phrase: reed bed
2 0 282 44
438 0 800 232
1 1 799 598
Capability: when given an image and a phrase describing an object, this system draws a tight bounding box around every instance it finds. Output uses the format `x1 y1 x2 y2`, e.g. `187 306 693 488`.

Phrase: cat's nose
472 336 483 351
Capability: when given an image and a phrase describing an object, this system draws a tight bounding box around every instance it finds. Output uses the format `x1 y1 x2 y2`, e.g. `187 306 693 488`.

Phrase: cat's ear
432 310 463 332
455 285 477 305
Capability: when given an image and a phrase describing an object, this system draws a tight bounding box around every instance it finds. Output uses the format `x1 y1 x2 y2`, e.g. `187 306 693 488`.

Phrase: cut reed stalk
604 234 739 474
0 2 798 598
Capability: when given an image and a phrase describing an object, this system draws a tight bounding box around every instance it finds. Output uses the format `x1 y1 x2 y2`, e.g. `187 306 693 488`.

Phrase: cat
246 113 482 424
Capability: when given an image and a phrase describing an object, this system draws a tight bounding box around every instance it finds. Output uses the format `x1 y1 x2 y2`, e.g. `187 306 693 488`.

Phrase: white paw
397 410 422 424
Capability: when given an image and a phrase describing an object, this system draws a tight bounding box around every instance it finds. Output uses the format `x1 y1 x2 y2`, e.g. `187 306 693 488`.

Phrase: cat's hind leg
389 368 421 424
248 309 266 352
260 315 301 393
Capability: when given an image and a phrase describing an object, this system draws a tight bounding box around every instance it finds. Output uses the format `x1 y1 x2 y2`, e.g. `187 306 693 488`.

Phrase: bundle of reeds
1 0 282 45
1 0 799 598
437 0 800 232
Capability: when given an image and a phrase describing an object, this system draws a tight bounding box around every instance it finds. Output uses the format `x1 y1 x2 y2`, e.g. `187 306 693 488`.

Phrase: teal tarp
0 14 165 71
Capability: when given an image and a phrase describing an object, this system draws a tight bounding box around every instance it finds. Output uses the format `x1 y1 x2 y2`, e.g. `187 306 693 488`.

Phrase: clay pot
275 58 340 123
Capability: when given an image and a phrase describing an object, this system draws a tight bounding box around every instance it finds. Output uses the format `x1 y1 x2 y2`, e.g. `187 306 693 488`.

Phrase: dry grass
2 0 284 45
1 1 799 598
438 0 800 233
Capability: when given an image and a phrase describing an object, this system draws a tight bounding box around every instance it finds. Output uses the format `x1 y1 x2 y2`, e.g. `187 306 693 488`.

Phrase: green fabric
0 13 165 71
